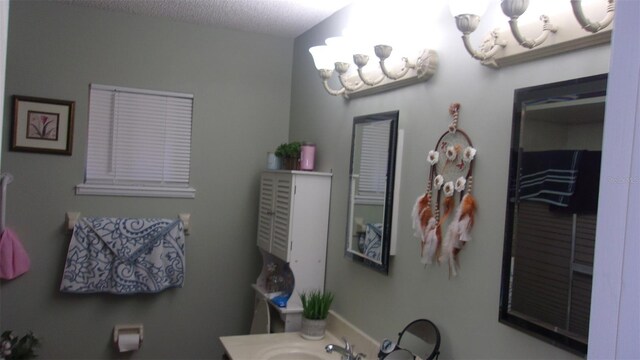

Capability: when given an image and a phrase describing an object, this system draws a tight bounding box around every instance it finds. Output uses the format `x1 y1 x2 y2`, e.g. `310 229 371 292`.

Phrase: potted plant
275 141 301 170
1 330 40 360
299 289 334 340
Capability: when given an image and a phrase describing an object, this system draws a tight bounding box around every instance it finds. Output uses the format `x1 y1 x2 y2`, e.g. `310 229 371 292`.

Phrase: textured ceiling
55 0 354 38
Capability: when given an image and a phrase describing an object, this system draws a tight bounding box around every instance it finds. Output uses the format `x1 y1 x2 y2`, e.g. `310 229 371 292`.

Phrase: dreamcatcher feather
413 102 478 275
412 174 437 264
439 177 476 276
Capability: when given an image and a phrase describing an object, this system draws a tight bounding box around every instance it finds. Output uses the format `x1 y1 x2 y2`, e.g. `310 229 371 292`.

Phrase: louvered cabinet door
270 174 293 262
256 174 276 252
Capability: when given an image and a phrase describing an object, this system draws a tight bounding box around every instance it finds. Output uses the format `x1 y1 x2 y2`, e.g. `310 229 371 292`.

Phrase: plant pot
300 317 327 340
283 157 299 170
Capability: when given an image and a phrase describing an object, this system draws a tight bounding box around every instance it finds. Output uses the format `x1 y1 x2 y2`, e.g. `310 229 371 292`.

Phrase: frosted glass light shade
309 45 335 70
501 0 530 17
325 36 352 64
449 0 490 16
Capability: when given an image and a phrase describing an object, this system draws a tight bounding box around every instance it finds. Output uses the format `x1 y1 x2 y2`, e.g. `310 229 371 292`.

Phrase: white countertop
220 311 380 360
220 331 342 360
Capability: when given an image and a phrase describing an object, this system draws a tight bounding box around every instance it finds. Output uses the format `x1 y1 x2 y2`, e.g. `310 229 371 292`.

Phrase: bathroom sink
266 353 324 360
219 311 380 360
220 331 341 360
260 344 327 360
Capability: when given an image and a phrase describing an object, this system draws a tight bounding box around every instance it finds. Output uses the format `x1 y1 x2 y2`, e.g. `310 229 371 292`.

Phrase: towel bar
65 212 191 234
65 212 81 231
179 213 190 235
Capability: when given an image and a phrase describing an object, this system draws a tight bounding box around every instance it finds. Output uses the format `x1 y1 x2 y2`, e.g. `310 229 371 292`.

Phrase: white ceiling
55 0 354 38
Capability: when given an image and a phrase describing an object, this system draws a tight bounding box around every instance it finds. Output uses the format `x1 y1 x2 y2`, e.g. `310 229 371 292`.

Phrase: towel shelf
65 212 191 234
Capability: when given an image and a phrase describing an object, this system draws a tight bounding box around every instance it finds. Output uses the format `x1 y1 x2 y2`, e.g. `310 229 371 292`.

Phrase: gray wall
290 3 610 359
1 1 292 359
1 1 614 359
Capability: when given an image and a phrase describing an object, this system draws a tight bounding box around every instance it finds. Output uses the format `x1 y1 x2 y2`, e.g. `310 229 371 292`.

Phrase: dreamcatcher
412 103 477 277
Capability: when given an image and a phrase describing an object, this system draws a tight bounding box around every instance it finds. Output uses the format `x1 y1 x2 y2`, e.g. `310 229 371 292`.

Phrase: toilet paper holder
113 324 143 351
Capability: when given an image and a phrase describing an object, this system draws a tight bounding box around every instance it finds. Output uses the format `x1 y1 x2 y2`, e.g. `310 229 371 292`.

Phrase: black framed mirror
345 110 399 274
500 74 607 355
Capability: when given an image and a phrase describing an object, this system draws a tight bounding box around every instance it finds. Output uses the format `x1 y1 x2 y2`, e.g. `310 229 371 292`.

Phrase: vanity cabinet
253 170 332 332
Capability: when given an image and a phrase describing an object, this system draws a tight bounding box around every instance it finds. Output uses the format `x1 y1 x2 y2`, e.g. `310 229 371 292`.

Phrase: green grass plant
300 290 334 320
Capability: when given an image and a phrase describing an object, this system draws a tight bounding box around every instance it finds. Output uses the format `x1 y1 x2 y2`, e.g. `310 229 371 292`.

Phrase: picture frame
11 95 75 155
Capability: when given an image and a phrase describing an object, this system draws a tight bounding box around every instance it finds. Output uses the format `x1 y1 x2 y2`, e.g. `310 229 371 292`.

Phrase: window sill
76 184 196 198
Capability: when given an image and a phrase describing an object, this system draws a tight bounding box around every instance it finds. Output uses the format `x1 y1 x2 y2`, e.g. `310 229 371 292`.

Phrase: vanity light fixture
451 0 615 67
501 0 559 49
309 37 438 99
571 0 615 33
450 0 507 62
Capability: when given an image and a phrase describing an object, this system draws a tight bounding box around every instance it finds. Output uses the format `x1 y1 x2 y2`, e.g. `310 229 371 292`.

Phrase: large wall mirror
500 74 607 355
346 111 399 274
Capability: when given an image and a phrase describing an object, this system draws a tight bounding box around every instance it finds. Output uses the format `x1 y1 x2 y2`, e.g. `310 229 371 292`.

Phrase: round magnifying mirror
383 348 415 360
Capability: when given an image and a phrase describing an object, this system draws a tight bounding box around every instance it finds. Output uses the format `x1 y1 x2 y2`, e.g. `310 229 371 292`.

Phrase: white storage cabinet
253 170 332 332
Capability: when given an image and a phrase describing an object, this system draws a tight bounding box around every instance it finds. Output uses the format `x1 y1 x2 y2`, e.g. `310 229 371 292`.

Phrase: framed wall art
11 95 75 155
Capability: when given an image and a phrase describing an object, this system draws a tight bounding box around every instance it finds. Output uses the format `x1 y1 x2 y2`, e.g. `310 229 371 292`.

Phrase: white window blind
77 84 195 198
356 120 390 203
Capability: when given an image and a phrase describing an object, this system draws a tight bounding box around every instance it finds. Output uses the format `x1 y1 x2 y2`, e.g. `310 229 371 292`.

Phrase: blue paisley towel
60 218 185 294
361 223 382 262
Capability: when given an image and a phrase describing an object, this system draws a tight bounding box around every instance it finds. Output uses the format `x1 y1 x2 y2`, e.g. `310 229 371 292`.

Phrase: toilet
250 298 270 334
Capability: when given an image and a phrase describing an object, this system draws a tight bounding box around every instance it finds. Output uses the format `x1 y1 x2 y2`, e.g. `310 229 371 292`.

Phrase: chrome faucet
325 337 366 360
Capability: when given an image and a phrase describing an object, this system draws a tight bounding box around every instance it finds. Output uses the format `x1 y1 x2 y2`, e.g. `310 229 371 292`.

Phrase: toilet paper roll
117 333 140 352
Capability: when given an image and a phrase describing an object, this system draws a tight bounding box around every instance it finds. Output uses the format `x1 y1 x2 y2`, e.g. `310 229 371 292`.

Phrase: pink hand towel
0 228 30 280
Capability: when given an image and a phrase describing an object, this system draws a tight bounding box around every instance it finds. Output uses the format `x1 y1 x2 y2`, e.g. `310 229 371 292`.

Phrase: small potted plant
299 289 334 340
275 142 301 170
1 330 40 360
